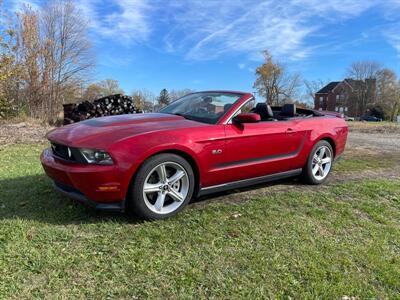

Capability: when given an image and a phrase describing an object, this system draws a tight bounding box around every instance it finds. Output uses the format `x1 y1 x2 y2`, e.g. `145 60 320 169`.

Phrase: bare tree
132 89 155 112
254 50 301 105
376 68 400 120
98 79 124 95
82 83 103 101
41 0 94 121
347 60 381 115
347 61 381 81
13 0 94 122
303 79 327 105
169 89 195 101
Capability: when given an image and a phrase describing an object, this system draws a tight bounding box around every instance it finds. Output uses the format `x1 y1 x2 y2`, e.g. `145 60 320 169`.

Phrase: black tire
127 153 195 220
301 140 333 185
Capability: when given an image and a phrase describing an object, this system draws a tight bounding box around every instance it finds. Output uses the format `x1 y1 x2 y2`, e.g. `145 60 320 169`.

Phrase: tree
346 60 381 116
132 89 155 112
347 61 381 81
82 83 103 101
303 79 328 106
0 1 21 118
8 0 94 122
157 88 170 107
17 7 42 117
132 94 144 111
169 89 195 102
253 50 301 105
98 79 124 96
82 79 124 101
376 68 400 120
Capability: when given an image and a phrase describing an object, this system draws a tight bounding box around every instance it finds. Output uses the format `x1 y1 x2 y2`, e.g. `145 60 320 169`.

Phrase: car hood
46 113 205 148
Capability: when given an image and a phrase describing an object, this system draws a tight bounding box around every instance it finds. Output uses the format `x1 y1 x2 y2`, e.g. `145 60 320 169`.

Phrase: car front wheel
128 153 195 220
301 140 333 184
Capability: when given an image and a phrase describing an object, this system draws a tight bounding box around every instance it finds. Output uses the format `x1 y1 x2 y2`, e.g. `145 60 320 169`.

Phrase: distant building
314 79 376 117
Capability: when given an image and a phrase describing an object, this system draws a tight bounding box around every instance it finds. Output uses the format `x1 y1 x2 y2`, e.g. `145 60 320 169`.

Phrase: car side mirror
232 112 261 124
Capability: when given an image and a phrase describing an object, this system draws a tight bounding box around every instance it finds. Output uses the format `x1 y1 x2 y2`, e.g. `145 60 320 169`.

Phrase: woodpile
63 94 142 125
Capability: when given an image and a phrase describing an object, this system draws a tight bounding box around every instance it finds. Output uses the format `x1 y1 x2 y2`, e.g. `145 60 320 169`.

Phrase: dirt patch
0 122 53 150
192 167 400 209
348 121 400 134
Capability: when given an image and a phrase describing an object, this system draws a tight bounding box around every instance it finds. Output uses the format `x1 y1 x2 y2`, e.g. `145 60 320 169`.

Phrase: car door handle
286 128 297 135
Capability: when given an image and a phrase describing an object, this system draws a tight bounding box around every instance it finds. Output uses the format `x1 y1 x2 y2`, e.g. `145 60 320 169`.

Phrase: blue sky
7 0 400 98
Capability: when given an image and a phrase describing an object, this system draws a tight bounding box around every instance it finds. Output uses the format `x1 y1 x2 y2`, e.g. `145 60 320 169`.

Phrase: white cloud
75 0 152 43
292 0 376 17
7 0 400 62
384 26 400 55
7 0 152 44
161 0 378 61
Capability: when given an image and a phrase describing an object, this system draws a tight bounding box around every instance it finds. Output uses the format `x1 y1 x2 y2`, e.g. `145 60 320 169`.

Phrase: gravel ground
0 122 53 150
347 132 400 152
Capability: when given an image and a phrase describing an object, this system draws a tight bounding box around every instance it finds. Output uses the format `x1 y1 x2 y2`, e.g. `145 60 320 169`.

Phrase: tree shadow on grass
0 174 137 225
0 173 303 224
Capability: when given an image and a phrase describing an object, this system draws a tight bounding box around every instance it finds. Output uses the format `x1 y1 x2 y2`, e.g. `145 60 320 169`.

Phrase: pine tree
157 88 170 107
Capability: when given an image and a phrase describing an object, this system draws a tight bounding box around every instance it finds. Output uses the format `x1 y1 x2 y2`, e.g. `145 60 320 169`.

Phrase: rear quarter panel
296 116 348 164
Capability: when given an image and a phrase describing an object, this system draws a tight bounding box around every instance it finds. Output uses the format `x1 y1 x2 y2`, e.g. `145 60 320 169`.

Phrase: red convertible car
41 91 348 219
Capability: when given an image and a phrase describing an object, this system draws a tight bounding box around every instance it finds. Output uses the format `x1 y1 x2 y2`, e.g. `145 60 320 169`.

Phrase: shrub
0 95 17 119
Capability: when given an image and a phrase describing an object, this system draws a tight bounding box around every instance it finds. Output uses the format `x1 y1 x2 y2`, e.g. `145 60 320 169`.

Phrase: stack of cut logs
63 94 142 125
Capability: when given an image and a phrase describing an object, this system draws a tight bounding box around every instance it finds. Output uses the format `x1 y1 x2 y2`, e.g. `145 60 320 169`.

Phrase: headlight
80 149 114 165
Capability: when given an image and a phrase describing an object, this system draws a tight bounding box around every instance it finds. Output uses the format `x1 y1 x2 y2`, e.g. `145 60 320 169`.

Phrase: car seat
279 104 296 118
254 103 274 121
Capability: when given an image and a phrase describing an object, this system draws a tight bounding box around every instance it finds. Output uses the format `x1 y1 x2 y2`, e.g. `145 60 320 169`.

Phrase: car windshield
160 92 243 124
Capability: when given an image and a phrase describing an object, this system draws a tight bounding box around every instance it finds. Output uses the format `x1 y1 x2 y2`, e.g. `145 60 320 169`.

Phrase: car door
221 118 307 183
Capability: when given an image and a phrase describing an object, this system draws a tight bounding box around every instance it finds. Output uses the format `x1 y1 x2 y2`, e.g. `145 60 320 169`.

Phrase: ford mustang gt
41 91 348 219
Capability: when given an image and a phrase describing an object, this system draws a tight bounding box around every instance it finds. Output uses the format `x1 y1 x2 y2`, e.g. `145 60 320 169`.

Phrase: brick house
314 79 376 117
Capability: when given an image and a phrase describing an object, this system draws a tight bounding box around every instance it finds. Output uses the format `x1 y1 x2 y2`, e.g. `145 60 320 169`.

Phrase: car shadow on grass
0 173 307 224
193 177 305 206
0 174 140 224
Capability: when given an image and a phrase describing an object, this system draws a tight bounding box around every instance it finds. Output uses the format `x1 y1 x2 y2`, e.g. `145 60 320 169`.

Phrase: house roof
316 81 341 94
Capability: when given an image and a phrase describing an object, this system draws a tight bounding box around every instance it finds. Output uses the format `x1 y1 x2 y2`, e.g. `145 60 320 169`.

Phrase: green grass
1 144 400 299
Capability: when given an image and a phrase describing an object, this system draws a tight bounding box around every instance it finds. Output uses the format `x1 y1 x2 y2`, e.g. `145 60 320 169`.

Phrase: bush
0 95 17 119
367 105 385 120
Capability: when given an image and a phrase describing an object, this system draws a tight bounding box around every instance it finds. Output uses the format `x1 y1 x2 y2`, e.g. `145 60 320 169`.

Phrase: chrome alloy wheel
142 162 189 214
311 145 332 181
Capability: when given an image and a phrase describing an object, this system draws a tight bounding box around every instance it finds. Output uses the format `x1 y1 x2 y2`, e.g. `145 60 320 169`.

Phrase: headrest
266 104 274 118
281 104 296 117
255 103 274 119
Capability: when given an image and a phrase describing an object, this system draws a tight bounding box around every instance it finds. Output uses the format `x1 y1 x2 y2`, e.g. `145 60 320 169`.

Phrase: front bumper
41 148 126 211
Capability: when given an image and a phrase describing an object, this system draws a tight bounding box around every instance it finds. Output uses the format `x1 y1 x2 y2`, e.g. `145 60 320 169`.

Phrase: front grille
50 142 86 163
51 142 75 161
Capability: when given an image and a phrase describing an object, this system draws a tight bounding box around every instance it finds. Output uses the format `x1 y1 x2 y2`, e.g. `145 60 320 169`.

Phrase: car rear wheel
301 140 333 184
128 153 195 220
